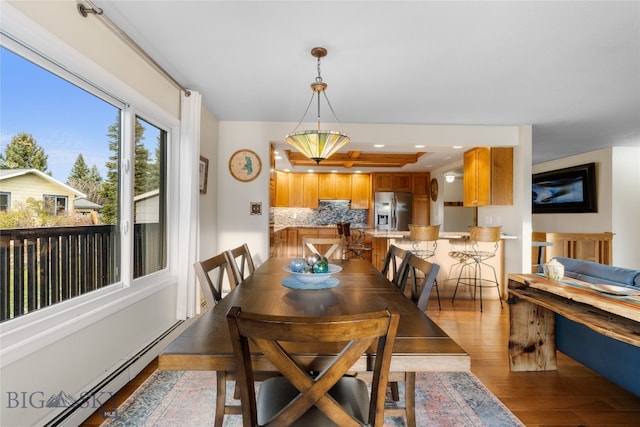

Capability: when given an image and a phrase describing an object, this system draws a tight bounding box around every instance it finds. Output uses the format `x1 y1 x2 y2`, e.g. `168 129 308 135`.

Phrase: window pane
133 117 166 278
0 46 122 321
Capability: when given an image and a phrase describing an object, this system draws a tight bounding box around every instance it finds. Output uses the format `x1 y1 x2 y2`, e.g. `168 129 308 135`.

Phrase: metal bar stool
450 226 503 312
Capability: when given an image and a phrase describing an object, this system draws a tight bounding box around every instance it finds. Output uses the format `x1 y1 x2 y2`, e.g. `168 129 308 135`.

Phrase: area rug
101 370 523 426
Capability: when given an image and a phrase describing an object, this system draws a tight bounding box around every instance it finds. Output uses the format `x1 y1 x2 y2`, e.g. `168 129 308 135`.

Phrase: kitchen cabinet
303 174 319 208
412 173 430 197
350 173 371 209
412 196 430 226
277 173 318 208
274 171 289 207
318 174 352 200
275 172 370 209
463 147 513 207
372 173 413 192
270 227 289 258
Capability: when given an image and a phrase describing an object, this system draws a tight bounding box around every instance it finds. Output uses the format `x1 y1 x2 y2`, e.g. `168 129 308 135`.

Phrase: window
0 192 10 213
0 42 169 321
43 194 68 216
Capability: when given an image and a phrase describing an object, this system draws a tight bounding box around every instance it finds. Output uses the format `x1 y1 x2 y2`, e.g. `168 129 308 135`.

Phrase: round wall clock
430 178 439 202
229 149 262 182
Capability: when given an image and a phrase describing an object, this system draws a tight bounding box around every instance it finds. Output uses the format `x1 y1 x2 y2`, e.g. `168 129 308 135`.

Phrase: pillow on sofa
552 257 640 288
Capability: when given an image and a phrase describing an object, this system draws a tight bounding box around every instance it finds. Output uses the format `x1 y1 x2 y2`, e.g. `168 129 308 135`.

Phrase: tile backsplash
272 200 368 228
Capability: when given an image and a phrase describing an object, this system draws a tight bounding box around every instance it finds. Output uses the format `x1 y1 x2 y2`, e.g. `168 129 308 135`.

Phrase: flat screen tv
532 162 597 213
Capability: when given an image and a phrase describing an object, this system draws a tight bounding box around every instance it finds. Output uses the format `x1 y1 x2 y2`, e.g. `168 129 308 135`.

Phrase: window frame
0 192 10 213
0 7 183 367
43 194 68 216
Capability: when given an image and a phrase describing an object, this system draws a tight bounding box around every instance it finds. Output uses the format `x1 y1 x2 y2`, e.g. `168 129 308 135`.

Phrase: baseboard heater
45 320 184 426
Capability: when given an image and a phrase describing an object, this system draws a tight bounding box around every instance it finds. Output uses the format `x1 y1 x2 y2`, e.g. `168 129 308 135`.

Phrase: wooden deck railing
1 225 119 322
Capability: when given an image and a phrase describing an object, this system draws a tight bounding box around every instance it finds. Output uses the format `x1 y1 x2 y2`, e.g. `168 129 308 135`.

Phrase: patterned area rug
101 370 524 426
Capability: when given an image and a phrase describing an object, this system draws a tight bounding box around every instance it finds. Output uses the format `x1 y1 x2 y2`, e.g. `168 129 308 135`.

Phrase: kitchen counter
366 230 517 240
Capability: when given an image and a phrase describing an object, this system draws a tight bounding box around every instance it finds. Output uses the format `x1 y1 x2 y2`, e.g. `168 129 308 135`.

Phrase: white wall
533 147 640 268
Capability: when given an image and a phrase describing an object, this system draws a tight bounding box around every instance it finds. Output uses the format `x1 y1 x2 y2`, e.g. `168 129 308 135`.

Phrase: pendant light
286 47 350 164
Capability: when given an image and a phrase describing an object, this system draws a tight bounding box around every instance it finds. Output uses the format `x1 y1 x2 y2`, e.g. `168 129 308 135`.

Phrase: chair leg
215 371 226 427
434 279 441 310
390 381 400 401
405 372 416 427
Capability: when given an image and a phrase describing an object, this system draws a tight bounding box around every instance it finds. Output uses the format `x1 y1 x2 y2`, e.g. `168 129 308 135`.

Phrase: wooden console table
507 273 640 371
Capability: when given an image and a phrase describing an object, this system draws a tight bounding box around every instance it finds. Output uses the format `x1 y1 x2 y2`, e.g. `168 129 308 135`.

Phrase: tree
67 154 104 205
99 118 121 225
68 154 90 181
0 132 49 172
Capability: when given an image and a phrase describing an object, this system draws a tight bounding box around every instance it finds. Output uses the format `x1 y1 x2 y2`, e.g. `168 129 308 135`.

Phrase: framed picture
532 162 597 213
199 156 209 194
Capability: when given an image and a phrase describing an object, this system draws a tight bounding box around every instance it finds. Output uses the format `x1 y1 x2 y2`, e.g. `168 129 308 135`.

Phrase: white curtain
176 90 202 319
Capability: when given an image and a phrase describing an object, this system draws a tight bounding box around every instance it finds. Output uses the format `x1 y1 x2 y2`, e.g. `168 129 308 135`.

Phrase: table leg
508 295 557 371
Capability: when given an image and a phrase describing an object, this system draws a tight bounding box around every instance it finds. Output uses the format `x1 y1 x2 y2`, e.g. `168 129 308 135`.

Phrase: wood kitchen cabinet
318 174 352 200
274 171 289 207
463 147 513 207
372 173 413 192
413 196 430 226
350 173 371 209
412 173 430 197
303 174 319 208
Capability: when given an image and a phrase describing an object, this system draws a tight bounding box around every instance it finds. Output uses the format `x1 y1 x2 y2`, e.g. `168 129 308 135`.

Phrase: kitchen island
367 230 517 300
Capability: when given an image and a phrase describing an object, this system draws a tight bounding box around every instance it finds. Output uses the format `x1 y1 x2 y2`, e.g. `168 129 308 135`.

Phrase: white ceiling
92 1 639 173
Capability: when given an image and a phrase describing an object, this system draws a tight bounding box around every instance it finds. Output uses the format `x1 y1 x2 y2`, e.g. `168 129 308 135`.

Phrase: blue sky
1 46 119 181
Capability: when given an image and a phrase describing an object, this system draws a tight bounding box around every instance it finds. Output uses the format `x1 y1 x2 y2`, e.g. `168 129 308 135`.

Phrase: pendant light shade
286 47 349 164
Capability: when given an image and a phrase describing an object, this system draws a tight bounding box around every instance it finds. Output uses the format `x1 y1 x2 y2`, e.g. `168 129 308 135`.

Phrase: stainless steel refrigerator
374 192 413 231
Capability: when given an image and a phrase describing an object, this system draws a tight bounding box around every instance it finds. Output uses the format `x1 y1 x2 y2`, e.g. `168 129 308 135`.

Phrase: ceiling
91 1 639 174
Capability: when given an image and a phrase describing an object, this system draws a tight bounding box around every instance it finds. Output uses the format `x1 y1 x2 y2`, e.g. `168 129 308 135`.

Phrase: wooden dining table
159 258 470 373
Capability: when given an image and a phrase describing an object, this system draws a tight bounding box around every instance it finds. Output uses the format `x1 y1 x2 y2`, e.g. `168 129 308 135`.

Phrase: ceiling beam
285 150 427 168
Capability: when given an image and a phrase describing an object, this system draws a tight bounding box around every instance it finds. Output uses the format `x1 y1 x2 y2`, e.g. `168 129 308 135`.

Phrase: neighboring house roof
134 189 160 202
0 168 86 198
74 198 102 210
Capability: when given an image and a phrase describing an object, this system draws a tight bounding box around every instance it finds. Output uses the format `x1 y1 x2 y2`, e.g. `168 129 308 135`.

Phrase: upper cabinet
318 174 352 200
350 173 371 209
372 173 413 192
463 147 513 206
275 172 370 209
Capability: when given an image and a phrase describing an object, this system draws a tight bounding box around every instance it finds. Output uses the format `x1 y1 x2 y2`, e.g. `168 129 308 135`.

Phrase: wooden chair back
302 237 343 260
397 253 441 311
227 307 399 427
194 253 237 307
381 245 409 287
469 226 501 256
225 243 256 285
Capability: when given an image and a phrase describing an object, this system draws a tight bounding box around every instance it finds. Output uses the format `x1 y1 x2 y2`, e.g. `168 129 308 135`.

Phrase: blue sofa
551 257 640 396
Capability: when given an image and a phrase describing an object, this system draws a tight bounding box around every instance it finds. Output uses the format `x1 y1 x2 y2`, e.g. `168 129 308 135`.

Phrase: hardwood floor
81 298 640 426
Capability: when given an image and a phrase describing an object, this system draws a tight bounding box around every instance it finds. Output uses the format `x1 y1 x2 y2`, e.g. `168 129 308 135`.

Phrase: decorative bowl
283 264 342 284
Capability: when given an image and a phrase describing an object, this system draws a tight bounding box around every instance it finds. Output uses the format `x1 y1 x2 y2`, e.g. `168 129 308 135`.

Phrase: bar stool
450 226 503 312
407 224 441 309
337 221 372 259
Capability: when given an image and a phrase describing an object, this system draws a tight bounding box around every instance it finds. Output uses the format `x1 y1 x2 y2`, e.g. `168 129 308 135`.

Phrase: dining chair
381 252 440 427
380 244 409 290
194 252 237 308
225 243 256 285
407 224 442 309
450 226 503 312
193 253 240 427
227 306 399 427
302 237 344 260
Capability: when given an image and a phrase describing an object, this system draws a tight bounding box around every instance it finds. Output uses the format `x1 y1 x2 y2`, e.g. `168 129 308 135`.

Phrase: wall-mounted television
532 162 597 214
